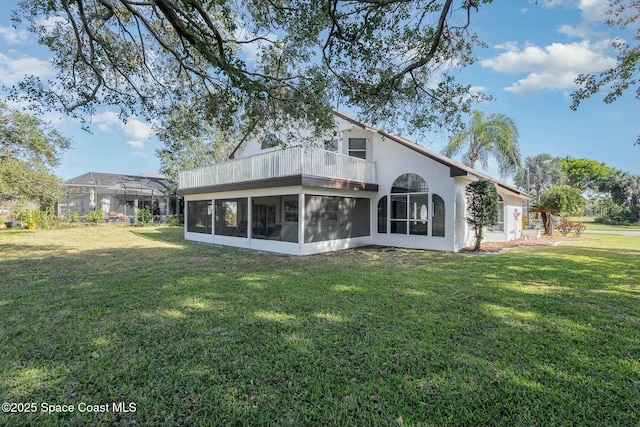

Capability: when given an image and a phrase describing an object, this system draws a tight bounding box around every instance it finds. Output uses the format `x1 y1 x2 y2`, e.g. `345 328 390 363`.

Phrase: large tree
0 103 70 203
562 158 616 192
571 0 640 144
10 0 493 141
600 171 640 222
514 153 565 202
442 110 521 177
156 103 239 183
533 185 586 235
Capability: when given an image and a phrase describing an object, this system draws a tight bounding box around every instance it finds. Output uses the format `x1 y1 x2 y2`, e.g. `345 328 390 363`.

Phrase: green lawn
1 227 639 426
568 216 640 232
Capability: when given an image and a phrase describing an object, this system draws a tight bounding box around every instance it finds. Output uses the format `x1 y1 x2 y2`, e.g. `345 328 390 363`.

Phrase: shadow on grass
127 226 188 246
1 229 638 426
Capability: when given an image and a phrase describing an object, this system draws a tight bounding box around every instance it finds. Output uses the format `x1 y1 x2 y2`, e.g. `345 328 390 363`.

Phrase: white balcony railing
178 146 376 190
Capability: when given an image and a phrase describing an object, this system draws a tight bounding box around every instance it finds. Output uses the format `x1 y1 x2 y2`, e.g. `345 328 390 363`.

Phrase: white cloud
505 71 579 96
481 40 616 96
577 0 609 23
538 0 609 26
123 120 153 141
0 52 53 86
558 23 591 38
93 111 121 126
127 140 145 149
0 26 29 44
494 41 520 52
92 111 154 150
538 0 570 8
469 85 487 94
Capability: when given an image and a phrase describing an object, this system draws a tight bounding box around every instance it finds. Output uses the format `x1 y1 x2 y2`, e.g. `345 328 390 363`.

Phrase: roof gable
228 110 532 200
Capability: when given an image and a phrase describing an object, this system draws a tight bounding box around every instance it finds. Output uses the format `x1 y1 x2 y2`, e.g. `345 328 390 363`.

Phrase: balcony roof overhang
177 174 378 196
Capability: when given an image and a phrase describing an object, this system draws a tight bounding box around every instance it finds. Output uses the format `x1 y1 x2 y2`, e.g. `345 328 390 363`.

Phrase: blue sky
1 0 638 181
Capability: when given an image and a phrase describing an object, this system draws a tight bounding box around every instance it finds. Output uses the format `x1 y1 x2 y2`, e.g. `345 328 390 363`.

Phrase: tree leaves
442 110 521 178
10 0 494 139
0 103 70 203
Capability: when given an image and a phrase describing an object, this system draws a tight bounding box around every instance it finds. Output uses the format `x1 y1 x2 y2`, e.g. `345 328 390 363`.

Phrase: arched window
391 173 429 193
377 196 387 233
432 194 445 237
390 174 429 235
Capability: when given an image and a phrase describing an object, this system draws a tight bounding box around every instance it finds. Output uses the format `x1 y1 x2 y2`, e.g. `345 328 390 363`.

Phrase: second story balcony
178 145 377 192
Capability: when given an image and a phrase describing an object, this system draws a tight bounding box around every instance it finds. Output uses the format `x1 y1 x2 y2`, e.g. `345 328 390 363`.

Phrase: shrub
573 222 586 237
557 218 586 237
137 208 152 226
85 209 105 224
466 179 498 251
168 214 183 227
558 218 573 236
16 210 50 228
68 211 80 224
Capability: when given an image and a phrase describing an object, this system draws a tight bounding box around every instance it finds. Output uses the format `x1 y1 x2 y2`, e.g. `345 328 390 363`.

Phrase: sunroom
177 145 379 255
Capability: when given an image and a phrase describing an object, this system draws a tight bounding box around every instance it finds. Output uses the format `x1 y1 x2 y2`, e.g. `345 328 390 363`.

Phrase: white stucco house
177 110 532 255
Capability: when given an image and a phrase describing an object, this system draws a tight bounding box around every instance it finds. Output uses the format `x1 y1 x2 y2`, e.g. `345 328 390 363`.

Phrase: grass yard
568 216 640 232
1 227 639 426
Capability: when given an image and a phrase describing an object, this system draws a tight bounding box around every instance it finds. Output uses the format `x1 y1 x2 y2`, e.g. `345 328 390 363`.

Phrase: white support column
209 198 215 243
428 193 432 237
298 193 305 254
184 199 189 239
247 196 253 242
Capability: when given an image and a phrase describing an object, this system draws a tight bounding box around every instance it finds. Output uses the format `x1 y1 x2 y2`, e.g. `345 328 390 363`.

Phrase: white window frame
348 138 367 159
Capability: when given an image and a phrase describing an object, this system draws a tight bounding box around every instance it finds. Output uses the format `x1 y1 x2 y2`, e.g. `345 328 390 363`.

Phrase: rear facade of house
177 111 531 255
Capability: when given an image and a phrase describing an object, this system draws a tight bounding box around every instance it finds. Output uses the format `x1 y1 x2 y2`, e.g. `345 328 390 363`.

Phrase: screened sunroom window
187 200 212 234
214 198 248 237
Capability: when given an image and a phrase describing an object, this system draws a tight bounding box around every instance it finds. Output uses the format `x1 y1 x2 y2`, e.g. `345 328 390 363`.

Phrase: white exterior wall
453 179 476 251
452 181 525 246
233 117 369 159
366 132 457 252
484 194 524 243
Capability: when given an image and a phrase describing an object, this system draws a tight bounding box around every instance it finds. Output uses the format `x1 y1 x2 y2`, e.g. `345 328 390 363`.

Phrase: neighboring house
177 110 532 255
59 172 181 222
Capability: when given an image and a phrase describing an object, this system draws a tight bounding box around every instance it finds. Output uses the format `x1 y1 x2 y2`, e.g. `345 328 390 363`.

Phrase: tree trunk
474 230 482 251
541 212 551 235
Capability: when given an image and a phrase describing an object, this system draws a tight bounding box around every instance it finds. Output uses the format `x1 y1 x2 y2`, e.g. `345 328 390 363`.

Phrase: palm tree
514 154 566 202
442 110 521 178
